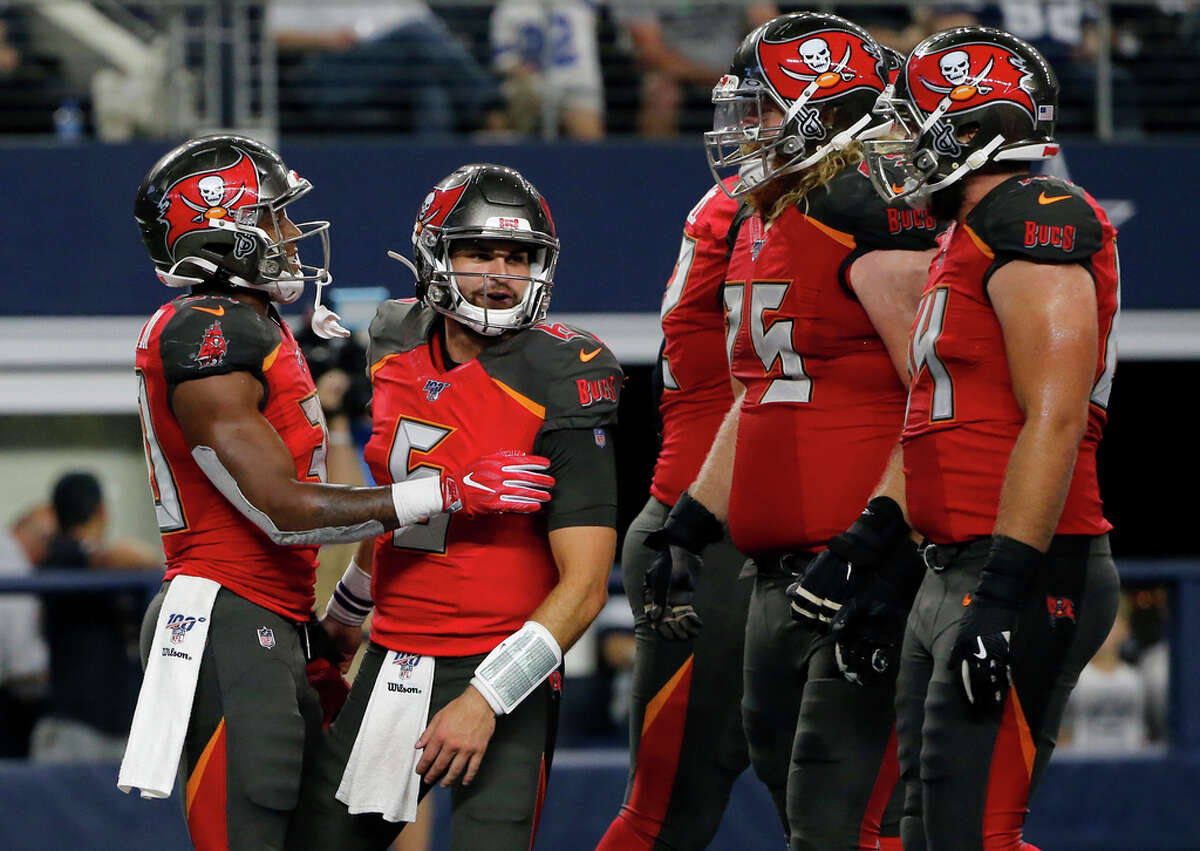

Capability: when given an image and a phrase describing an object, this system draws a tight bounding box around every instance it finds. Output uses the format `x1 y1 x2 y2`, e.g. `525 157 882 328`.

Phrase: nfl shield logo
257 626 276 650
593 428 607 448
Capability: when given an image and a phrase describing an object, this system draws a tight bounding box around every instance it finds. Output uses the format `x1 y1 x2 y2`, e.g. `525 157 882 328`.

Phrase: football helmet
704 12 891 197
392 163 559 337
863 27 1060 205
134 134 330 304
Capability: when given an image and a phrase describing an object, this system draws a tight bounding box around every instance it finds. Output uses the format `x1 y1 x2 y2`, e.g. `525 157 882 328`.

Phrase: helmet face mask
404 164 559 337
704 13 890 198
863 27 1060 207
134 135 331 304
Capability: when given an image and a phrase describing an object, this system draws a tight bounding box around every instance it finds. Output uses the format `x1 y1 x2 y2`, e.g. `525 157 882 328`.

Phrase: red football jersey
903 175 1118 542
135 294 326 621
651 177 740 506
364 301 621 657
725 165 939 555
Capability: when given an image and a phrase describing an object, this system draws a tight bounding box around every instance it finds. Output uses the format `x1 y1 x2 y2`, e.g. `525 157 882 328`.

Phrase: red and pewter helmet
391 163 559 337
134 134 330 304
704 12 891 197
863 27 1060 205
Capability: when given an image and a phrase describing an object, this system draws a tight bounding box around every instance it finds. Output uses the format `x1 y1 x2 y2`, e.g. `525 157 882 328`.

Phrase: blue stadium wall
0 138 1192 316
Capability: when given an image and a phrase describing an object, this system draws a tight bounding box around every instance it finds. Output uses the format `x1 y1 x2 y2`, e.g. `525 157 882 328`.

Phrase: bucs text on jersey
135 294 329 620
725 162 940 556
652 176 740 507
364 300 622 656
903 174 1119 542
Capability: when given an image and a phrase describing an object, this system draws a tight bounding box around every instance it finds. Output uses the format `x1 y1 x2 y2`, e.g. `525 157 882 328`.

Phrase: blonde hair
758 142 866 224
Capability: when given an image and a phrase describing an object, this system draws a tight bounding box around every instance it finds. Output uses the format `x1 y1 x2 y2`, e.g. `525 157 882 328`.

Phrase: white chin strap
157 258 305 304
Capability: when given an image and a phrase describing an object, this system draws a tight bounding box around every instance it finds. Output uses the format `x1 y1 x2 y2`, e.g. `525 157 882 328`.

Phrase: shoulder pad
803 162 940 252
487 322 623 431
684 179 740 241
965 175 1104 263
367 299 436 367
727 203 756 260
159 295 279 387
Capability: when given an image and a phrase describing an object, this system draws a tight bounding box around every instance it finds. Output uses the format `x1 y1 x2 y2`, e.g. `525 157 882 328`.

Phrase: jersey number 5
388 417 455 553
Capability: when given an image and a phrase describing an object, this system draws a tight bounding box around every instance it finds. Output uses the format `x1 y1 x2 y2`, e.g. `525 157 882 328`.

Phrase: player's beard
928 179 968 222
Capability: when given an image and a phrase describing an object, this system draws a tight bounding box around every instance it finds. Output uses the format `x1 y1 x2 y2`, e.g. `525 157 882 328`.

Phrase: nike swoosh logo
192 305 225 316
579 348 601 362
462 472 495 493
973 637 988 660
1038 192 1072 205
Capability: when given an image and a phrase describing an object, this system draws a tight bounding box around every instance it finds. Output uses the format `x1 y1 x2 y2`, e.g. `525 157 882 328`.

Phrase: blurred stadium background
1 1 1198 848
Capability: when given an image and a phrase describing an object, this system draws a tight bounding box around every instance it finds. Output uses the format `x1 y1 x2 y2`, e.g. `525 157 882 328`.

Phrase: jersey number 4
388 417 455 553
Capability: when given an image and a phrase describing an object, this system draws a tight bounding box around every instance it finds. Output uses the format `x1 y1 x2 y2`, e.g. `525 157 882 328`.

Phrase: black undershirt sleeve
534 427 619 531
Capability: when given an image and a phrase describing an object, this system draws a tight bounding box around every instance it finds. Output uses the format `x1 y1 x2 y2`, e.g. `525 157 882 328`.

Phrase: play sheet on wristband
477 632 558 707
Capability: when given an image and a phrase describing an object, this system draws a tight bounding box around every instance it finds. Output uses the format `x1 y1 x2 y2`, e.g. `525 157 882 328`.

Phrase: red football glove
441 451 554 516
305 658 350 729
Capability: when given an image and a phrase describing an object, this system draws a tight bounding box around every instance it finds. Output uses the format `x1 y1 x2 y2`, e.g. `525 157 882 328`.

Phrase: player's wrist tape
977 535 1044 608
470 620 562 716
390 477 444 527
664 491 724 553
830 496 909 569
324 557 373 627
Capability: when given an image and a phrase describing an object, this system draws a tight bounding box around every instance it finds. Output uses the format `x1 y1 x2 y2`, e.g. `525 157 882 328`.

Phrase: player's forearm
686 388 744 522
532 526 617 651
993 412 1086 551
872 442 920 539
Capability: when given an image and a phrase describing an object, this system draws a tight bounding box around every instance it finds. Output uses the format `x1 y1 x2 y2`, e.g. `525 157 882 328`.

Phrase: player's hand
319 614 363 673
441 451 554 516
788 497 909 632
642 545 703 640
641 492 723 641
416 686 497 787
829 538 925 686
948 536 1041 718
948 603 1016 718
788 548 859 632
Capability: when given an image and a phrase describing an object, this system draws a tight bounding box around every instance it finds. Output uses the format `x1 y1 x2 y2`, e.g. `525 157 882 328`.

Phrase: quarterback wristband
390 476 443 527
324 558 373 627
470 621 563 716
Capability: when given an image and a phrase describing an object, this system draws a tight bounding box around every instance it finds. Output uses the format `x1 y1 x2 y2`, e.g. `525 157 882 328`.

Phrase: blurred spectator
559 589 635 746
30 471 161 763
0 504 55 757
1059 594 1148 754
920 2 1143 135
490 0 606 139
269 0 504 136
609 1 777 137
0 5 72 134
844 4 927 54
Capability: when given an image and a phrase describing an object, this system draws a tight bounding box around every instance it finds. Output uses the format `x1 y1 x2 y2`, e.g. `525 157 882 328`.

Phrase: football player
118 136 548 851
595 173 750 851
289 164 622 851
647 13 940 849
856 27 1121 850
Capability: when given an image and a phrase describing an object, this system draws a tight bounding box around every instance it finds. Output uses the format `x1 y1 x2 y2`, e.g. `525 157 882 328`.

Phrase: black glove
642 491 723 641
788 497 909 633
831 538 925 686
948 536 1042 719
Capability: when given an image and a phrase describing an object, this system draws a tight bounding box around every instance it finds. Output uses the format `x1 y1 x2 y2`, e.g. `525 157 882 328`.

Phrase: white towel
117 575 220 799
336 651 435 823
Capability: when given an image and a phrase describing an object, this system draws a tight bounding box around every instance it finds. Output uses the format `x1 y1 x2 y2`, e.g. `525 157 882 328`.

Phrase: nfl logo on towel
257 626 276 650
393 652 420 679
